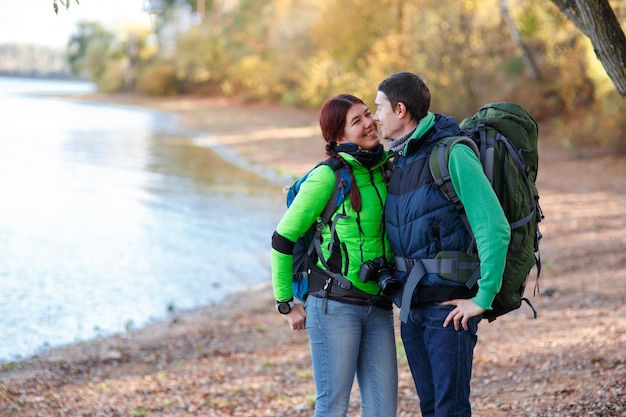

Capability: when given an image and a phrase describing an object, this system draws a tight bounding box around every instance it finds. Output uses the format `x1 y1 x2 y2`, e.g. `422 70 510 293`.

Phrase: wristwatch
276 298 295 314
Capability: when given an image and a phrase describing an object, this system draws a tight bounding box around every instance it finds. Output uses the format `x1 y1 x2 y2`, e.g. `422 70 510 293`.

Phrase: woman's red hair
318 94 365 212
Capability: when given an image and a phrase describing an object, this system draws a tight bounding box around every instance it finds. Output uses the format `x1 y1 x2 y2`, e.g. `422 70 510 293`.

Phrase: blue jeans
305 296 398 417
401 302 481 417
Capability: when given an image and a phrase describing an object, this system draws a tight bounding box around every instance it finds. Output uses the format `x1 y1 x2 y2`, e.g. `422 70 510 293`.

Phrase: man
374 72 510 417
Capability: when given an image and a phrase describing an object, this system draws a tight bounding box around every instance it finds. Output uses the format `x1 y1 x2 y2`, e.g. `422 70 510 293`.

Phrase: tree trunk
197 0 205 17
125 33 139 91
550 0 626 99
500 0 541 81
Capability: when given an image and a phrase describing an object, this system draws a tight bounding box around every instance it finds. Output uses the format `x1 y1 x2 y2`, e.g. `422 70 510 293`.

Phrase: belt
311 293 393 310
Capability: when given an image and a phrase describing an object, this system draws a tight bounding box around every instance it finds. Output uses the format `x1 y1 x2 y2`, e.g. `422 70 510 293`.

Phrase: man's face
374 91 401 140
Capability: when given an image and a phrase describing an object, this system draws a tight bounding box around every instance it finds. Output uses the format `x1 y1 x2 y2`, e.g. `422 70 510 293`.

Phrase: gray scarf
388 127 417 154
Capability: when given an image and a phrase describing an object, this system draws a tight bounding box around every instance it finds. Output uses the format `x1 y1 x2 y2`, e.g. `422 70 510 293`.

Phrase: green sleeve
271 165 336 301
448 145 511 310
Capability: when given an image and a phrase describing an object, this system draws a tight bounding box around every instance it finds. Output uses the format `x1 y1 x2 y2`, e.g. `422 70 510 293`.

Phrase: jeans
305 296 398 417
401 302 481 417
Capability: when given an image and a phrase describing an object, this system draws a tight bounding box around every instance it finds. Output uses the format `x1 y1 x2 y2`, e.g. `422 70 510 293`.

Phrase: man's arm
442 144 511 330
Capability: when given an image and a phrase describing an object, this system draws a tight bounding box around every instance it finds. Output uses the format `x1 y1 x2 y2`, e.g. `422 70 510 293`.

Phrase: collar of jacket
400 112 436 156
337 147 390 170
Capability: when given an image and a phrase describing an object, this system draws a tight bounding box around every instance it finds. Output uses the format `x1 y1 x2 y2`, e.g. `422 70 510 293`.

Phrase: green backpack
429 102 544 321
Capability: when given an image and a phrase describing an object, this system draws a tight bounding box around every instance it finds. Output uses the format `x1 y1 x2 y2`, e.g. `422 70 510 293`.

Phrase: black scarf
331 143 384 169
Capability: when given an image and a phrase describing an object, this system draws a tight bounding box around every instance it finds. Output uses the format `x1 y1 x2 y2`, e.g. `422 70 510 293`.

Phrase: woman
271 94 398 417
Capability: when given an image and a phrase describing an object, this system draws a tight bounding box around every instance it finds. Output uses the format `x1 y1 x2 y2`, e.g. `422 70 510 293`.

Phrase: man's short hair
377 72 431 122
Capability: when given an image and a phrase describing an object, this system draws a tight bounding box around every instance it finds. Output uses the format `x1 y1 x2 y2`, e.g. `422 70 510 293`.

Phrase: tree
501 0 541 81
67 21 115 76
550 0 626 99
53 0 79 15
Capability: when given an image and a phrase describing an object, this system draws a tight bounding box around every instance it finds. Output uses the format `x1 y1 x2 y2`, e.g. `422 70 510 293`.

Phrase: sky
0 0 152 48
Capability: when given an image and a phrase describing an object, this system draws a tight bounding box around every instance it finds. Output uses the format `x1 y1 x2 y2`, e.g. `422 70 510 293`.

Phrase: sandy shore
2 93 625 416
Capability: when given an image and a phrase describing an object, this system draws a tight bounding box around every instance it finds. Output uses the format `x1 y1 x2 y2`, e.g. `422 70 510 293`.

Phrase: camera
358 257 403 297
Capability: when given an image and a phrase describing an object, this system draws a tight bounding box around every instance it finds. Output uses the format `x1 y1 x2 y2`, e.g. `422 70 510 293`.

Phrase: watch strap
275 298 294 314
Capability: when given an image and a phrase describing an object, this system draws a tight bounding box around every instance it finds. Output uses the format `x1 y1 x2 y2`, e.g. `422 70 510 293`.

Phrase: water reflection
0 78 285 361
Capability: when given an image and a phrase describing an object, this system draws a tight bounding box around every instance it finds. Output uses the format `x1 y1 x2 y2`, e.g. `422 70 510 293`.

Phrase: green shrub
136 64 179 96
97 62 126 93
227 55 285 103
554 93 626 155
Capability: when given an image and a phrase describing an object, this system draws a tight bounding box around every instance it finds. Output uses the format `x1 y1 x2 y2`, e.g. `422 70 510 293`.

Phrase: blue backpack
285 158 351 302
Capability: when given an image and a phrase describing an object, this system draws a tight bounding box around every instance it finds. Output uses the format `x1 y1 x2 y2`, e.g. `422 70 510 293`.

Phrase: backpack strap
311 165 349 270
394 254 481 323
494 129 536 229
429 136 479 253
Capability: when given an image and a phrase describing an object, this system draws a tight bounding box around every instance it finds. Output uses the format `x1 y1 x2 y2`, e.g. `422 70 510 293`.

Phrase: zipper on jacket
341 241 349 276
432 221 442 252
369 168 388 257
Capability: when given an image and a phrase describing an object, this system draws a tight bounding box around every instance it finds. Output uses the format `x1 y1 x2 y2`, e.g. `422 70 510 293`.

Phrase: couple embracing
271 72 510 417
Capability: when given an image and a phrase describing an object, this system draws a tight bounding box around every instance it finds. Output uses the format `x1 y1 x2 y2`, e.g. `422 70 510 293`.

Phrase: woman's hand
283 303 306 331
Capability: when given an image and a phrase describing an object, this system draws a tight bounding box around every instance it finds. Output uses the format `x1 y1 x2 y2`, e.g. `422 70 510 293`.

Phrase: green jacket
272 152 393 301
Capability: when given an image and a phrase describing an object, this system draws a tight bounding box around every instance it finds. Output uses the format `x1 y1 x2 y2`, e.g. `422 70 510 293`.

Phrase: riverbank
60 93 327 179
1 93 625 416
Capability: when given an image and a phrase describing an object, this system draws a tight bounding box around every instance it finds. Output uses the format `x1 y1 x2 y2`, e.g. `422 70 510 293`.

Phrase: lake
0 77 286 362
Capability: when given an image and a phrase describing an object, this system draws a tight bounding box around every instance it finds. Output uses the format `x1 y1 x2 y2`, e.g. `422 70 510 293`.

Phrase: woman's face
340 103 379 150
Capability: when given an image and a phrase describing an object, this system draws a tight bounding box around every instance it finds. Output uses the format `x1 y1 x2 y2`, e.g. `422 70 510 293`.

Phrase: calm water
0 77 286 362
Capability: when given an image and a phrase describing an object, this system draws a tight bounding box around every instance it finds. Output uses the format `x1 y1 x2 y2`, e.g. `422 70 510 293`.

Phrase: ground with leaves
1 95 625 416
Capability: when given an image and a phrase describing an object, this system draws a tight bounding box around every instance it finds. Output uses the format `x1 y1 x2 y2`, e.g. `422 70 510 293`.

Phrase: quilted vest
385 114 475 307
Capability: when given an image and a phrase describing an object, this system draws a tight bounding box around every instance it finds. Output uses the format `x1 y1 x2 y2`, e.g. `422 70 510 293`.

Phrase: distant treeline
0 43 72 79
9 0 626 152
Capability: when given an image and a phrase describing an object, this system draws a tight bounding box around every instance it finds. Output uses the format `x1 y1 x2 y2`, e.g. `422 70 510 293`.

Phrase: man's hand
283 303 306 331
442 299 486 331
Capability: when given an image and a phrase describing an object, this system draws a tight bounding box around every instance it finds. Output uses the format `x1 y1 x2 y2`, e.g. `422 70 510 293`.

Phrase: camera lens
378 269 403 296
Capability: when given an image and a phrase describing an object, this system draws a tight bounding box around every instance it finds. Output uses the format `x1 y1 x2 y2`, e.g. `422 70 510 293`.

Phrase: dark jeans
401 302 481 417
